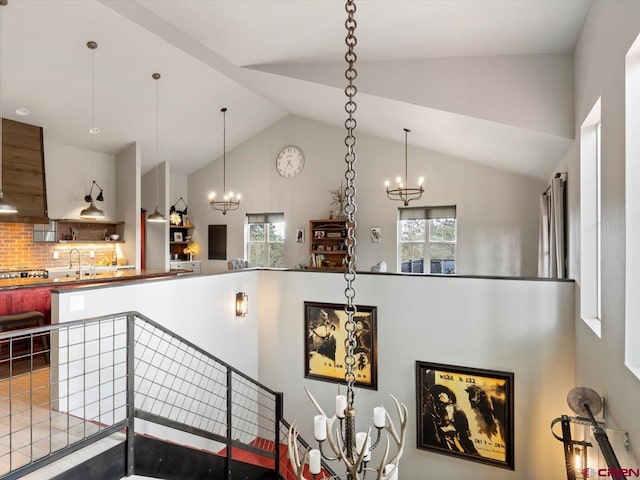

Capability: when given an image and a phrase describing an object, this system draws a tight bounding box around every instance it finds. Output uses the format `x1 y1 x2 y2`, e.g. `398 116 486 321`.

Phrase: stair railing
0 310 326 480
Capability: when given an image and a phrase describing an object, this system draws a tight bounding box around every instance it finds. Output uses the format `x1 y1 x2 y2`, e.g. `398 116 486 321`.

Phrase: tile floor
0 365 101 477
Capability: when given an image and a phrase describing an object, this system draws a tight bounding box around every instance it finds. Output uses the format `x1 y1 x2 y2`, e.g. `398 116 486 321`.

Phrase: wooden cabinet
169 261 201 274
1 118 48 223
169 224 194 260
309 219 349 271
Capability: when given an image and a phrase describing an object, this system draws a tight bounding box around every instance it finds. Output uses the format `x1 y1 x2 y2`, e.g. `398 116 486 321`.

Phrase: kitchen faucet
69 248 81 279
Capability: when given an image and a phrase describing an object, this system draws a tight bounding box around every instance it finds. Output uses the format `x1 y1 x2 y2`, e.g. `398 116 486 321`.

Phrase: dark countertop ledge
0 269 181 292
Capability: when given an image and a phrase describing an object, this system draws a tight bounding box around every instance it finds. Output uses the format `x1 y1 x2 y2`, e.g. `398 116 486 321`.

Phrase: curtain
538 176 566 278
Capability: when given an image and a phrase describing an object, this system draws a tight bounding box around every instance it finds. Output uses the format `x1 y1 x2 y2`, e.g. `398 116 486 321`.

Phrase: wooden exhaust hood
1 117 48 223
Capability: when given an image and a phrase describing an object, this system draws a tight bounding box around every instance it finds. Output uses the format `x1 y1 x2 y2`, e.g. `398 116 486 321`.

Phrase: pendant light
384 128 424 206
147 73 166 223
0 0 17 215
80 40 105 219
209 107 241 215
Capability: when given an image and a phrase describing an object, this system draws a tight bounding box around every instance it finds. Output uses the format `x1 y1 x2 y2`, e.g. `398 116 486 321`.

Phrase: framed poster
415 361 514 470
304 301 377 390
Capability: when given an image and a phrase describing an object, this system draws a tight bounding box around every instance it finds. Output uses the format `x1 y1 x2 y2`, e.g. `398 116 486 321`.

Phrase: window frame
397 206 457 274
245 213 285 268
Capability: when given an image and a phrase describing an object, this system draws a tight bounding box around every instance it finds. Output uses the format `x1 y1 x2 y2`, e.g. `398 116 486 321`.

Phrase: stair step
20 433 125 480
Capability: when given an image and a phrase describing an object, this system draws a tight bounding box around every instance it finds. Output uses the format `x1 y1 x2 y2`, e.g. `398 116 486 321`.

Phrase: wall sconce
235 292 248 317
80 180 105 219
552 387 629 480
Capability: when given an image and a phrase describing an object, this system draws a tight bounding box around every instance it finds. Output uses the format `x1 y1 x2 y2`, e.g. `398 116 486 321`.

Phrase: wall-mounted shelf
169 224 195 260
55 219 125 243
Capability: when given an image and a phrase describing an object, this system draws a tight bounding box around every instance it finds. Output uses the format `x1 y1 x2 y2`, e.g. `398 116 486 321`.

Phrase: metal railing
0 311 290 480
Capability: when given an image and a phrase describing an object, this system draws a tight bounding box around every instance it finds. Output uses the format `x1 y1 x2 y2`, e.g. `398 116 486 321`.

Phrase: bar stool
0 311 49 363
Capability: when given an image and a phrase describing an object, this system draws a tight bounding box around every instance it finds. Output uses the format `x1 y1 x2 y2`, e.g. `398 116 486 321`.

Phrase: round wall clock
276 145 305 178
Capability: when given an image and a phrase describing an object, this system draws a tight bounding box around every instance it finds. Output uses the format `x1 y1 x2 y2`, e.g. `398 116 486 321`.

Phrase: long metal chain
343 0 358 408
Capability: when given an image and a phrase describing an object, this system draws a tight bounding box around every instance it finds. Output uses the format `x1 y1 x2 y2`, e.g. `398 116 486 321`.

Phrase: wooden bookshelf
309 219 349 271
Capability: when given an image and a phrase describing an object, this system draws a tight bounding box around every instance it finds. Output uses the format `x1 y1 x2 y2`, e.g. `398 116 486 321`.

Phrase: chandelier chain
343 0 358 408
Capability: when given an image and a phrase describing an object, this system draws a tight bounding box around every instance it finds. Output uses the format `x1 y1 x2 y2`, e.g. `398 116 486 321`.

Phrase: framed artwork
415 361 514 470
370 227 381 243
296 228 305 243
173 232 183 242
304 301 377 390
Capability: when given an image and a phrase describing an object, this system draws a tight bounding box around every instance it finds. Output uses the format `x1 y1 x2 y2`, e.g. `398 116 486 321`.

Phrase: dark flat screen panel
208 224 227 260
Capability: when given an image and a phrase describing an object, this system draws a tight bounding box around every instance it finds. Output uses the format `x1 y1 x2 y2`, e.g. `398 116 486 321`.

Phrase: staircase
0 311 334 480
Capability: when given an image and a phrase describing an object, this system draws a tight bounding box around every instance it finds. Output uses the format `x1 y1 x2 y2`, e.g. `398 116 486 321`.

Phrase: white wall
51 269 575 478
44 140 116 220
52 271 259 379
116 142 141 268
259 53 574 139
169 173 188 208
257 270 574 479
188 115 544 276
569 0 640 465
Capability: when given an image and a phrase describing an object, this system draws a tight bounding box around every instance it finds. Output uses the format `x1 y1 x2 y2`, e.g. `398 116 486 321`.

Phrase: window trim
245 213 285 268
397 205 457 274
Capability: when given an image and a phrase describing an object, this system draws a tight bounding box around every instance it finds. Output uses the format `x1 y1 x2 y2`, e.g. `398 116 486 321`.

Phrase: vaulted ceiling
2 0 590 179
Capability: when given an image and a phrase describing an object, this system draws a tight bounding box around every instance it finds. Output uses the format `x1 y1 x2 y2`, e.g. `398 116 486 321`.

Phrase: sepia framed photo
415 361 514 470
304 301 377 390
173 232 183 242
314 230 325 239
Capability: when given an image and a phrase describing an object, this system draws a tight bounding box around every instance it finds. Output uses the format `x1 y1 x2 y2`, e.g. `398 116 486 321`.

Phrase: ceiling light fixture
80 41 105 220
15 107 29 116
385 128 424 206
209 107 240 215
0 0 17 215
147 73 166 223
287 2 407 479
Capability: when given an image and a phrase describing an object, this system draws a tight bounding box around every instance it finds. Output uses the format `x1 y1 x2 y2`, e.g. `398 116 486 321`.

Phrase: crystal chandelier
209 107 241 215
287 2 407 479
385 128 424 206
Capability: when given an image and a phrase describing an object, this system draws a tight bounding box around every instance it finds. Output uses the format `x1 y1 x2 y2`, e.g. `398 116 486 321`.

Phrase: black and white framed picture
370 227 381 243
296 228 305 243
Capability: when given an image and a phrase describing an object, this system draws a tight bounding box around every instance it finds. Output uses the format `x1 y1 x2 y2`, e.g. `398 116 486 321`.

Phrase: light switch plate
69 295 84 312
53 251 59 260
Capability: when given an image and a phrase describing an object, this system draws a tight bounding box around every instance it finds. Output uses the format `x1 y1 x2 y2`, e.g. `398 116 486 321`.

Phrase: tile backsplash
0 223 121 270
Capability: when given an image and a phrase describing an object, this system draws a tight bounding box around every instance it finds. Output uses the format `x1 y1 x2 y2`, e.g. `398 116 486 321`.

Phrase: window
625 38 640 377
245 213 285 268
398 206 456 274
579 98 602 335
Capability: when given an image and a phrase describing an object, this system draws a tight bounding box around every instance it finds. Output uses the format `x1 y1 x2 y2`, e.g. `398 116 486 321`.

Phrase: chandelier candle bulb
384 463 399 480
355 432 371 460
308 449 321 475
373 406 386 428
313 414 327 441
335 394 347 419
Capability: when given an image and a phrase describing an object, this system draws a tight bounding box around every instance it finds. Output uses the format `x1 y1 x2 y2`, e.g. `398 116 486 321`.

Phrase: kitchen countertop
0 269 180 291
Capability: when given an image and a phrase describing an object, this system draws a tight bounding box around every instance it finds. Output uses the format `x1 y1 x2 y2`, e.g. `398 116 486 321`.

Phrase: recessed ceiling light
15 107 30 116
89 127 100 135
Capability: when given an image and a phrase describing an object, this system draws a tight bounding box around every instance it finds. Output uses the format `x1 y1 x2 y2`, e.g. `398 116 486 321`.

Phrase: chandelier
209 107 241 215
385 128 424 206
287 2 407 479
